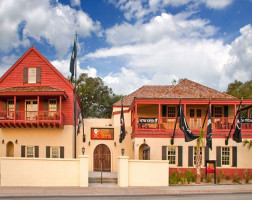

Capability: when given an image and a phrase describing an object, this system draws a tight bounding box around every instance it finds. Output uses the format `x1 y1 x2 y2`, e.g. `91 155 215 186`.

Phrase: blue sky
0 0 251 94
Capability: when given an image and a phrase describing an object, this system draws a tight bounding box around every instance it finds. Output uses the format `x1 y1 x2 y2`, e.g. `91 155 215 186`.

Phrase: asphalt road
0 193 251 200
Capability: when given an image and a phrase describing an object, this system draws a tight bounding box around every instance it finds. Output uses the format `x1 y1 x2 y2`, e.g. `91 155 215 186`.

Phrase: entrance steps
89 172 117 184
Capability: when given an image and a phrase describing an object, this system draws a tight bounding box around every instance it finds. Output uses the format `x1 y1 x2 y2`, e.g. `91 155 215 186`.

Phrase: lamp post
82 147 85 155
121 148 125 156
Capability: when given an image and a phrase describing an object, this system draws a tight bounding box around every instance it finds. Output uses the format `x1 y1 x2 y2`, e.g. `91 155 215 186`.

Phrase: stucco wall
77 112 133 173
132 137 252 169
0 125 74 158
0 156 88 187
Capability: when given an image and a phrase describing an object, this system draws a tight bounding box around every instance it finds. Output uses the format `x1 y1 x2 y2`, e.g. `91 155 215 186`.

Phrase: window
197 109 201 118
51 147 59 158
190 109 194 117
168 107 176 117
167 146 176 165
49 99 57 111
27 146 34 158
28 68 36 83
194 147 203 165
7 100 14 118
222 147 230 166
214 107 222 117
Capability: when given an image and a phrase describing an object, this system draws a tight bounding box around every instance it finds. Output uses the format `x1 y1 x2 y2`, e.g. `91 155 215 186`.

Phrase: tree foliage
71 73 123 118
226 80 252 99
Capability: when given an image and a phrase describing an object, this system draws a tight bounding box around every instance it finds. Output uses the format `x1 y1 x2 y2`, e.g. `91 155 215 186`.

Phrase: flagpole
201 100 210 130
171 100 181 145
74 31 77 158
225 99 242 145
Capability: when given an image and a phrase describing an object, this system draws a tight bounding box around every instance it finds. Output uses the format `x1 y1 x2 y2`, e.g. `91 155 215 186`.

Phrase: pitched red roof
0 86 67 99
114 85 173 106
113 79 237 107
160 79 237 99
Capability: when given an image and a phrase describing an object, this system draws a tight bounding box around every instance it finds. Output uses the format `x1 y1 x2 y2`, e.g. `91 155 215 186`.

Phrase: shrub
205 174 212 183
186 170 194 184
170 171 179 184
217 171 224 184
225 175 231 181
243 170 251 184
233 172 241 184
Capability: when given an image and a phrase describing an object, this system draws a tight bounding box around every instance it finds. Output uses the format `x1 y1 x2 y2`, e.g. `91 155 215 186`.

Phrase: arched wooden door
93 144 111 172
6 141 14 157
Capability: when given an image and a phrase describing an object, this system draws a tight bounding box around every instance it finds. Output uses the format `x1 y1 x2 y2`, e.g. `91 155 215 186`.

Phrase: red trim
0 91 67 99
112 110 129 115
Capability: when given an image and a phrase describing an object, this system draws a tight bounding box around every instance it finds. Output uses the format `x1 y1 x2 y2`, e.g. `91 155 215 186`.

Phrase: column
79 155 89 187
118 156 129 187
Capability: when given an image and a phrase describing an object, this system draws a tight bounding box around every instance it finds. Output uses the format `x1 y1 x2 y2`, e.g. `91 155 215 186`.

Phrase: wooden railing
133 116 252 133
0 111 63 124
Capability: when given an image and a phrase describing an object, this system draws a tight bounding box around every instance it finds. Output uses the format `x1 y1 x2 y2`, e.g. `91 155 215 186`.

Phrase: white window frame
28 68 36 83
26 146 35 158
167 146 177 165
194 146 203 166
51 146 60 158
7 99 14 118
221 147 231 166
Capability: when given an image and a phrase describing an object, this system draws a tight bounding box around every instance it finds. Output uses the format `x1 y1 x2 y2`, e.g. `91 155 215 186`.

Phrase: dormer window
28 68 36 83
23 67 41 84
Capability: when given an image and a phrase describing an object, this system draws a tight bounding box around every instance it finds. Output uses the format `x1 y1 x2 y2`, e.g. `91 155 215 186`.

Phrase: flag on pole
69 34 77 81
179 104 199 142
119 99 125 143
206 102 212 150
77 112 82 134
233 103 242 143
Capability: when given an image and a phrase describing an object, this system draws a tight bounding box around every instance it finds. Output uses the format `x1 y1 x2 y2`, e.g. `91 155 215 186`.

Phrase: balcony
132 116 252 138
0 111 64 128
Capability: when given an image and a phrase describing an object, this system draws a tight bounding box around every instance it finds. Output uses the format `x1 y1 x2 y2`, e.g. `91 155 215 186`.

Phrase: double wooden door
93 144 111 172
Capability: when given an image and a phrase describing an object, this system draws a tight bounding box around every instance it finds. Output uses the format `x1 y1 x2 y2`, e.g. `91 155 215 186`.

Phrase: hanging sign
91 128 114 140
138 118 158 124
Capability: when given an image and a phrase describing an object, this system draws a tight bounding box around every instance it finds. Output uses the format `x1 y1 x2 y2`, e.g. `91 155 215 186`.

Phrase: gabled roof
113 79 237 107
0 46 74 91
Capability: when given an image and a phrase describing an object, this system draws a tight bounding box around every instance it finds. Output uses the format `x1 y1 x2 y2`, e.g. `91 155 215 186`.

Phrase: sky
0 0 252 95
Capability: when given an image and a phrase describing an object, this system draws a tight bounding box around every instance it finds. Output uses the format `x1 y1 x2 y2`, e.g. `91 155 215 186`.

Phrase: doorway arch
93 144 111 172
6 141 14 157
139 143 150 160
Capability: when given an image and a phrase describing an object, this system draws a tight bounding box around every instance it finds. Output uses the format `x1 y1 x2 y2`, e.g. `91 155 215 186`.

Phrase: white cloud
108 0 234 21
104 12 217 46
86 11 251 93
103 67 150 94
0 0 101 57
221 24 252 88
70 0 81 7
51 59 97 78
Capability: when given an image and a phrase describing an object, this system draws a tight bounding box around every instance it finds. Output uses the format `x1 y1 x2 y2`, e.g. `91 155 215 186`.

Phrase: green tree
71 73 123 118
226 80 252 99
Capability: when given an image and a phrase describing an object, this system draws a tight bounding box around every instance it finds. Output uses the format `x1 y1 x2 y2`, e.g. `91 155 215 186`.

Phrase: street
0 193 251 200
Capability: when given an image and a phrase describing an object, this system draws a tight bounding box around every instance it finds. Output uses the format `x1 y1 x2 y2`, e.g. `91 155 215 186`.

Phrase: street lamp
121 148 125 156
82 147 85 155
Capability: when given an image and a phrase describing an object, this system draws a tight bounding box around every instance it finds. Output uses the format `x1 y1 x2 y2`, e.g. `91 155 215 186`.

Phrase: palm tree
196 129 205 184
243 139 252 150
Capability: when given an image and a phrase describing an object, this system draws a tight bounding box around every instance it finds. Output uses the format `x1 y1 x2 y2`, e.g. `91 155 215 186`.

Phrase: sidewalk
0 184 251 198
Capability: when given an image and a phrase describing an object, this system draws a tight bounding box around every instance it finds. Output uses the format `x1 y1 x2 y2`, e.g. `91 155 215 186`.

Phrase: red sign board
91 128 114 140
206 162 215 173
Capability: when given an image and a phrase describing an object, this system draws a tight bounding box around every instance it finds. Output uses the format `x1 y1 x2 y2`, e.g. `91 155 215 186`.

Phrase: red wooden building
0 46 81 158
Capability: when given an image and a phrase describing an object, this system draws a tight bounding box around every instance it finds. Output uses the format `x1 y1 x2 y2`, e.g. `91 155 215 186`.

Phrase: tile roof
114 79 237 107
0 86 65 93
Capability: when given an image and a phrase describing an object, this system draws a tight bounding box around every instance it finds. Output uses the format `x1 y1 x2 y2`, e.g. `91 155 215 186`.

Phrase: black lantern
121 148 125 156
82 147 85 155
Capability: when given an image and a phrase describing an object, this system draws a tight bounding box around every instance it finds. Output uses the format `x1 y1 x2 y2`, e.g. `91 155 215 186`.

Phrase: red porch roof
0 86 67 99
